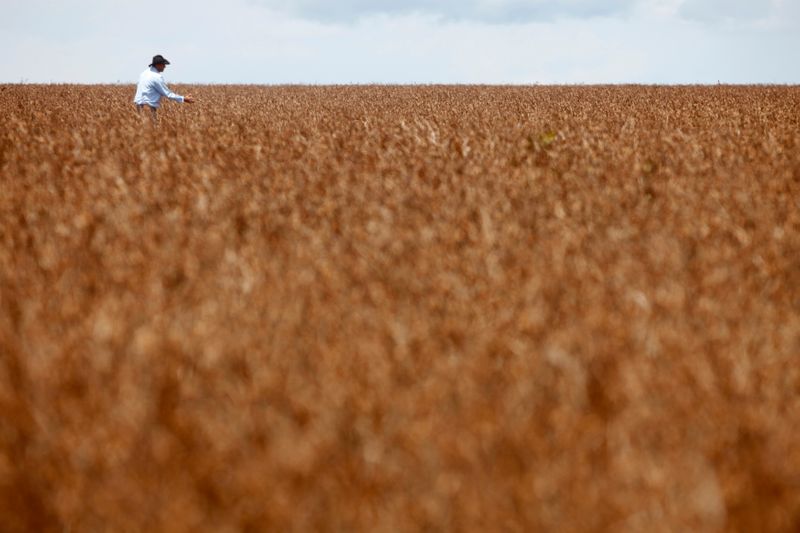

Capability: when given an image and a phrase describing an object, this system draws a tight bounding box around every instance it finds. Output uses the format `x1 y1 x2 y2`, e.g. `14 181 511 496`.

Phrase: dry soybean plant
1 84 799 531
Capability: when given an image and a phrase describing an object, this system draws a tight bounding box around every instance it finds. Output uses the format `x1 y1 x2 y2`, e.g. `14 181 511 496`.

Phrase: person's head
149 54 170 72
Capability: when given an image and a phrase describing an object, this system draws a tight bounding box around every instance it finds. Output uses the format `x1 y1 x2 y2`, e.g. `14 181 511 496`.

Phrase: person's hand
184 95 195 104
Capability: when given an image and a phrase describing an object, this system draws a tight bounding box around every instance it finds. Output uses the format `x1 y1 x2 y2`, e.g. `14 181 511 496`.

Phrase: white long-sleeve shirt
133 66 184 108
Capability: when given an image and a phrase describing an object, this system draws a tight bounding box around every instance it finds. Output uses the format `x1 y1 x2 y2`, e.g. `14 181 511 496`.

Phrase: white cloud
250 0 639 23
679 0 771 21
677 0 798 24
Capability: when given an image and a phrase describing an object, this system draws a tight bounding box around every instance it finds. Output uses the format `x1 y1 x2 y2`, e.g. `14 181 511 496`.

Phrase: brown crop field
1 84 799 531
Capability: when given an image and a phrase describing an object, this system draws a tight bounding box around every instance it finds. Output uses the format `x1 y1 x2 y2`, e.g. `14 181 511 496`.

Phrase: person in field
133 54 194 117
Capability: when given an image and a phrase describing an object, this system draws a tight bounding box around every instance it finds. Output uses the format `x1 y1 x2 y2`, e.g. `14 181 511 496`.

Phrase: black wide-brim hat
149 54 171 67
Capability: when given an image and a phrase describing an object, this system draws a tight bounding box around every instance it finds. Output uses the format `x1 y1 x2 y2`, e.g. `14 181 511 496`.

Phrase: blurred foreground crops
1 84 799 531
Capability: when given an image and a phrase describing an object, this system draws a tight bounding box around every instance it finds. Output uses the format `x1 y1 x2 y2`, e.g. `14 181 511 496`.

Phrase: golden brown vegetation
1 84 799 532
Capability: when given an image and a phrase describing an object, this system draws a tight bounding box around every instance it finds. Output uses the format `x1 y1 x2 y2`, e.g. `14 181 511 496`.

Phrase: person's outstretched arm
155 78 194 103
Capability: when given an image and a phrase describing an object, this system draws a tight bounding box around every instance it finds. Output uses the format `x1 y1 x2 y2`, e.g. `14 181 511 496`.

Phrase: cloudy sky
1 0 798 84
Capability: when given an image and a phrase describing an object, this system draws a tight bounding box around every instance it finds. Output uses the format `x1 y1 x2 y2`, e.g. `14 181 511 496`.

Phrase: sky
1 0 798 84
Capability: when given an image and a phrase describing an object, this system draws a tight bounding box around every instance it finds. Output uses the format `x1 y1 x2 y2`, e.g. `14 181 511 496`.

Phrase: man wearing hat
134 54 194 116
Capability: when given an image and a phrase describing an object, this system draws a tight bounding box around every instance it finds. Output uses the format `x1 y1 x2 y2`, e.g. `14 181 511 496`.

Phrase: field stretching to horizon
1 84 799 531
